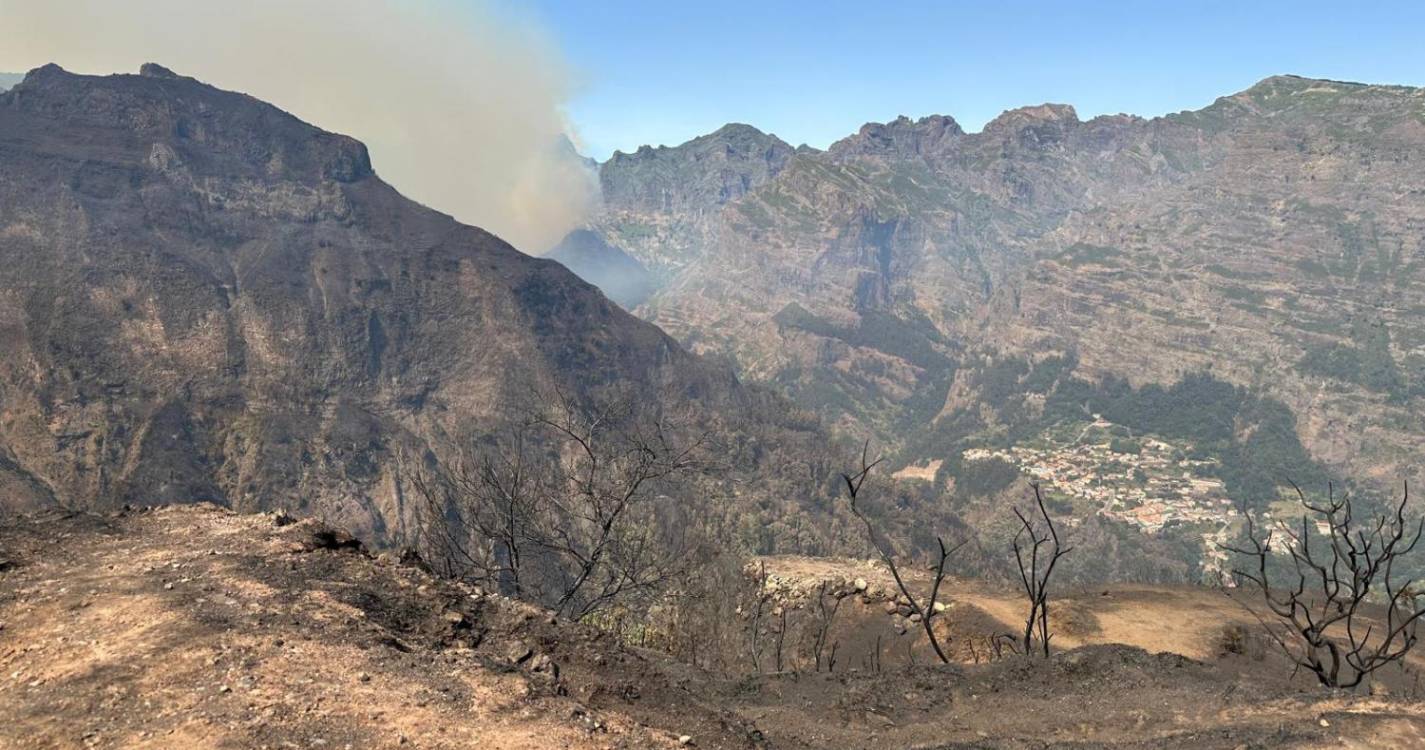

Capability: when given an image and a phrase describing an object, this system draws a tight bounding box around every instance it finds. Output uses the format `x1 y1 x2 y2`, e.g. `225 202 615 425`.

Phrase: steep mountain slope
586 75 1425 506
0 64 803 543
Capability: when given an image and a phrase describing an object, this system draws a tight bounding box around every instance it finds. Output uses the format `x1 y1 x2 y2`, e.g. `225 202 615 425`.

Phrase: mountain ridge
576 72 1425 577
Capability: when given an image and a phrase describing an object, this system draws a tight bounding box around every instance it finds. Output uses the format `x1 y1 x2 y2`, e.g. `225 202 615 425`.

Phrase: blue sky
522 1 1425 160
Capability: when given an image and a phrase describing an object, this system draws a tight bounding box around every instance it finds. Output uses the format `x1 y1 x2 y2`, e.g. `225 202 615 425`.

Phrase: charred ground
4 506 1425 749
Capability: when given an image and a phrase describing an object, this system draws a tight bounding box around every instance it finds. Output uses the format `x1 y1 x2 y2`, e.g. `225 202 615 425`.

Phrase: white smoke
0 0 598 252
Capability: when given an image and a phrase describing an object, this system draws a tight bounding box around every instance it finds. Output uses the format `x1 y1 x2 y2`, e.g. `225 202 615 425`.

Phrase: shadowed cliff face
0 64 748 540
591 75 1425 491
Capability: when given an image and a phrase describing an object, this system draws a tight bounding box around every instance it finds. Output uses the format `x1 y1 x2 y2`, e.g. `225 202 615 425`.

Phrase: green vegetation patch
773 302 953 372
1205 264 1272 281
1054 243 1124 267
774 303 960 438
1295 258 1332 278
1296 318 1405 397
955 456 1021 498
1041 372 1331 510
1220 286 1267 305
612 221 655 240
733 199 776 230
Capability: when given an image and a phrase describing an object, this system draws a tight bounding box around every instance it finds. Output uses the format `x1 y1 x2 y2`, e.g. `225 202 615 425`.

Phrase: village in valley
961 415 1243 579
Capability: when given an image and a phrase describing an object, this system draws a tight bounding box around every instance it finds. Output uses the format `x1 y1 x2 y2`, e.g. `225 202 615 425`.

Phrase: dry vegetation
8 505 1425 748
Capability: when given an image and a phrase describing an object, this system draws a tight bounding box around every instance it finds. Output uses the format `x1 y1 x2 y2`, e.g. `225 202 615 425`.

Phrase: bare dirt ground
755 554 1425 668
3 508 1425 749
0 506 749 750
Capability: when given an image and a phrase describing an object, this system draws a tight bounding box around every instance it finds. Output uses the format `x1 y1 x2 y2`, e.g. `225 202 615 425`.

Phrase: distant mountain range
0 73 23 92
569 75 1425 523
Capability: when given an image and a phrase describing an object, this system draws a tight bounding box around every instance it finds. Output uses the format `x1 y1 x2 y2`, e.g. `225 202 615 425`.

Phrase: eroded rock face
0 64 742 540
591 75 1425 489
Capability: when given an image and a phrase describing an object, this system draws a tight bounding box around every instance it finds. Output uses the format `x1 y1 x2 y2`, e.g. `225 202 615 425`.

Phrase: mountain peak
1187 73 1423 126
138 62 183 79
983 103 1079 133
18 62 68 85
689 122 794 155
601 122 796 213
707 122 777 140
611 123 789 160
1235 74 1373 101
827 114 963 160
5 64 373 185
1246 73 1372 90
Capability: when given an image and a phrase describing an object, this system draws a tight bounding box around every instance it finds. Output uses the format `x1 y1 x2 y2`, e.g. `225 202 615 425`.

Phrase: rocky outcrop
827 114 965 160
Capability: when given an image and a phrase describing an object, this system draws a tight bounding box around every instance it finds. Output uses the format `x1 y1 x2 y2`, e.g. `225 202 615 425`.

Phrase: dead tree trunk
842 441 964 664
1013 483 1072 658
812 580 843 672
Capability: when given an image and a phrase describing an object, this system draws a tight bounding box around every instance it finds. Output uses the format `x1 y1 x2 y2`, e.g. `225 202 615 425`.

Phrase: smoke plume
0 0 597 253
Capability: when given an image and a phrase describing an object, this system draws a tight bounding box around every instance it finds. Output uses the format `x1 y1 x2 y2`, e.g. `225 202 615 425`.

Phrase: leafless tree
774 607 790 672
1013 483 1073 657
1223 481 1425 689
842 441 964 664
411 387 707 621
409 420 543 597
747 561 772 672
811 581 843 672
